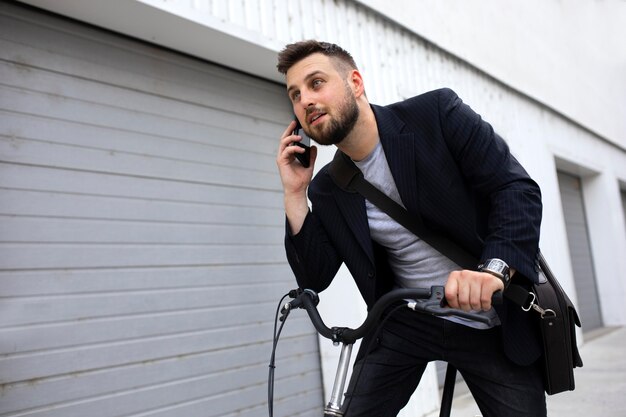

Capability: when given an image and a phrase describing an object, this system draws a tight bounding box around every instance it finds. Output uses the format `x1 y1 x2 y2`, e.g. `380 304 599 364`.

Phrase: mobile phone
292 117 311 168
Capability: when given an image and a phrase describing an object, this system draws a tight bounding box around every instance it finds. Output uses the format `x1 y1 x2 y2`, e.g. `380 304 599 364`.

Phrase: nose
298 88 316 110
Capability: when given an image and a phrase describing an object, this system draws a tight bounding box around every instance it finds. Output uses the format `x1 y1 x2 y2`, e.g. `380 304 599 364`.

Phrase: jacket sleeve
438 88 542 282
284 207 343 293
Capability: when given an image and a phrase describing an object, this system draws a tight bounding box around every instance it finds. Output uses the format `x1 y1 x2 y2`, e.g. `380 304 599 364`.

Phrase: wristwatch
478 258 511 288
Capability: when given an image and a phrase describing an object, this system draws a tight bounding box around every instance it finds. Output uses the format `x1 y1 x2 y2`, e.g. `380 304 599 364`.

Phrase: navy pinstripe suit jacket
285 88 543 365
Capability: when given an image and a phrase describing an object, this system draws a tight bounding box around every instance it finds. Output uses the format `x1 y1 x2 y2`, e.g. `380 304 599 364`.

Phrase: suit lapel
373 105 420 216
331 186 375 265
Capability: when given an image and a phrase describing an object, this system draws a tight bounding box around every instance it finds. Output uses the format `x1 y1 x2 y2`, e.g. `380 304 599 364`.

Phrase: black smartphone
292 117 311 168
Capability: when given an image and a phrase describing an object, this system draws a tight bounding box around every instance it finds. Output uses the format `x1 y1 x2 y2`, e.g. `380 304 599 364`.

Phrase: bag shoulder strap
328 150 477 270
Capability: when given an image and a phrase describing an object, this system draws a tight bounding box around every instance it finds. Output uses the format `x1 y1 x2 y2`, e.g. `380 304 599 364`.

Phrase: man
276 40 545 416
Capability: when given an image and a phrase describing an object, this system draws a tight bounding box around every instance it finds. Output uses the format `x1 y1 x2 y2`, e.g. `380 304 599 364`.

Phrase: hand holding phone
292 118 311 168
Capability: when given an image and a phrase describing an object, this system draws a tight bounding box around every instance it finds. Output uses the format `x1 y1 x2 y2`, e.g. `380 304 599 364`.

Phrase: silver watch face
482 259 509 281
486 259 506 272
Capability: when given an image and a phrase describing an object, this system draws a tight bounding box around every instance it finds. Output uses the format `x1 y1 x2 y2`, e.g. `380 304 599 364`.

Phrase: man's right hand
276 120 317 235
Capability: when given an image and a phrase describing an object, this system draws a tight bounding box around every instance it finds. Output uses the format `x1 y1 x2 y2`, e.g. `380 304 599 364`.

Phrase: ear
349 70 366 98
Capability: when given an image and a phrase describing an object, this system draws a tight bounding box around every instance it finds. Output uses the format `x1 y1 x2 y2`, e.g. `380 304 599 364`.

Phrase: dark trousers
342 308 546 417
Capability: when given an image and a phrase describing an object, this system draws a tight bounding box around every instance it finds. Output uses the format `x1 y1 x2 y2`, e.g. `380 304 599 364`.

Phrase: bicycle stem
324 343 353 417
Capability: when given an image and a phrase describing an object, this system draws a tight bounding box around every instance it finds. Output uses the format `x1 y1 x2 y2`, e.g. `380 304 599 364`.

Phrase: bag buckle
521 291 536 312
524 292 557 319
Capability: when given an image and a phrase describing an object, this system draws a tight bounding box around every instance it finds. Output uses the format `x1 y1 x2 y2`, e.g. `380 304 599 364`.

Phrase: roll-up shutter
557 171 603 331
0 3 321 416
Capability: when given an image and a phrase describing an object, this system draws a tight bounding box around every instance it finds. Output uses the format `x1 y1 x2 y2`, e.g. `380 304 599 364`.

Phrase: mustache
305 107 326 117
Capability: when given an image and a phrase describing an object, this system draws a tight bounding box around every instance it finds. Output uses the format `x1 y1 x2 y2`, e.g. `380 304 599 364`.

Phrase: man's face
286 53 359 145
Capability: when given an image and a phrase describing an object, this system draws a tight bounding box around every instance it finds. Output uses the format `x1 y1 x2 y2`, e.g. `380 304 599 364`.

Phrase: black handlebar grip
492 289 503 305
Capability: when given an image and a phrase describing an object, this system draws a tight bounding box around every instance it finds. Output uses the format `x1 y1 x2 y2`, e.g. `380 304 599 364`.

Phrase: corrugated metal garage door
557 171 603 331
0 3 321 416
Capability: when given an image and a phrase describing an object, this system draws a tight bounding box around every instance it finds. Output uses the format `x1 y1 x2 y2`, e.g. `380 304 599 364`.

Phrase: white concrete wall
357 0 626 150
16 0 626 415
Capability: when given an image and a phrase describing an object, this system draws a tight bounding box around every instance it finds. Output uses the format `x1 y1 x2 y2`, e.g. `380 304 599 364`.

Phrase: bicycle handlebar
284 286 501 345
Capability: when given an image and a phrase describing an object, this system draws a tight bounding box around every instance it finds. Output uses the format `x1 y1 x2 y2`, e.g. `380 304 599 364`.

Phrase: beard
304 82 360 146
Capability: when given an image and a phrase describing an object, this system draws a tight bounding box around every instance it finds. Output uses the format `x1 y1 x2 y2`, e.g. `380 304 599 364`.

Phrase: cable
268 293 290 417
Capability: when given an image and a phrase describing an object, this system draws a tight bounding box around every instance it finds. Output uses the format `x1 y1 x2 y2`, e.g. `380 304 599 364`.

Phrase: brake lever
407 285 499 327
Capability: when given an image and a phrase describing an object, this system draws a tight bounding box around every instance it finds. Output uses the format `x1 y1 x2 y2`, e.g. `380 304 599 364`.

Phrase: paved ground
425 326 626 417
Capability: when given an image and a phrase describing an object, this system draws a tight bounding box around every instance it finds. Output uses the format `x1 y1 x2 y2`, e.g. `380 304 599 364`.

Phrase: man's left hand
444 270 504 311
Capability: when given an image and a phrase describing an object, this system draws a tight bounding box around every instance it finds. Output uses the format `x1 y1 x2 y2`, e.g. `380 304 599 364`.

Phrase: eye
291 91 301 102
312 79 324 88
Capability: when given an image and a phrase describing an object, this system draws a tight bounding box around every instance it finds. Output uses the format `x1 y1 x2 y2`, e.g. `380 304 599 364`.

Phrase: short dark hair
276 40 358 75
